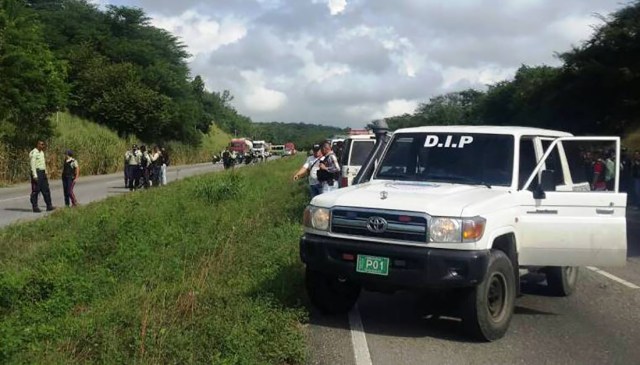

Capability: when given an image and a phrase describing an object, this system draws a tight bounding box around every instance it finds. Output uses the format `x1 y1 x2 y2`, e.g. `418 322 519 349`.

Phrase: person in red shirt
592 150 607 191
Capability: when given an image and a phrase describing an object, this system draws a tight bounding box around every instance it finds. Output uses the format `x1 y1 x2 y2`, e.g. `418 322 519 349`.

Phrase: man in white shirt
293 144 324 198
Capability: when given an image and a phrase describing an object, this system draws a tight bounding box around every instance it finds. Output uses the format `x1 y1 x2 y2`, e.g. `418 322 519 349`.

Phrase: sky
93 0 624 128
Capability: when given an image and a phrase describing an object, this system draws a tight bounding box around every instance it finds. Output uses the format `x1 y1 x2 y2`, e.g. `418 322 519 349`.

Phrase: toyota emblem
367 216 388 233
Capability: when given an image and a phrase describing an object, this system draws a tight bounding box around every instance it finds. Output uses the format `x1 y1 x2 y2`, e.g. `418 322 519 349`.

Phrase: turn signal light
462 217 486 242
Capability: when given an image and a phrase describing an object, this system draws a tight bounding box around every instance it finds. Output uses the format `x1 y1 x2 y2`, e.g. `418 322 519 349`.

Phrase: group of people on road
293 142 341 199
29 140 79 212
583 148 640 208
124 144 169 191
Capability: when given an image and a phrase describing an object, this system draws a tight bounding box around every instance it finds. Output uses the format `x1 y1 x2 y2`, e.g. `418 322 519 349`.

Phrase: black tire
462 250 516 341
305 268 360 314
544 266 579 297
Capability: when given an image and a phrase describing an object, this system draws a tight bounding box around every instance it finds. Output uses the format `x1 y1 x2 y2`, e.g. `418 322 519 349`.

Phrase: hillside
0 113 231 184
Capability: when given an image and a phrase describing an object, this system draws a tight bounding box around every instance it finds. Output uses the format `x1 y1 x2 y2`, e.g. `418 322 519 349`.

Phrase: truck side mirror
531 170 555 200
540 170 556 192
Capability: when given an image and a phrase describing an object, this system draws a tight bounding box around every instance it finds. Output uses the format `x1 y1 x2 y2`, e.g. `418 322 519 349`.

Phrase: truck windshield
254 143 264 149
374 133 514 187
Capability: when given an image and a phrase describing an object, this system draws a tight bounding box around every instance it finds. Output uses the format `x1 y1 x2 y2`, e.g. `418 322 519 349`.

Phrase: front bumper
300 234 489 290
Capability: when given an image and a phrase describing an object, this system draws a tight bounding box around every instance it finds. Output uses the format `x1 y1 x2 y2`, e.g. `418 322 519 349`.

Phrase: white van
339 134 376 187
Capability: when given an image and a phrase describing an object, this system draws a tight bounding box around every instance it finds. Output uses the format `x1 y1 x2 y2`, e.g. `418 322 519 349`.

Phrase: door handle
526 209 558 215
596 208 614 215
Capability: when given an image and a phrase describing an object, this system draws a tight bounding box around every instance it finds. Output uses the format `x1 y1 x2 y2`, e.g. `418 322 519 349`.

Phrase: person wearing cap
125 144 142 191
293 144 324 199
62 150 79 207
29 140 55 212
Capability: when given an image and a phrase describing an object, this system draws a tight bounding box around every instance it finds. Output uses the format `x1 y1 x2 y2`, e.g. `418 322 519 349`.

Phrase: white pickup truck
300 125 627 341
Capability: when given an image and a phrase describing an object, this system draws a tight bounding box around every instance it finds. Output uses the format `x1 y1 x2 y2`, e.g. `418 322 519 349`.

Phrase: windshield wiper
424 174 492 189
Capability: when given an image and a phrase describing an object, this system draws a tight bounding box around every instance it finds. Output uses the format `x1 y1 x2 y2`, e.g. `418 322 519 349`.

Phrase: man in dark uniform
29 140 55 212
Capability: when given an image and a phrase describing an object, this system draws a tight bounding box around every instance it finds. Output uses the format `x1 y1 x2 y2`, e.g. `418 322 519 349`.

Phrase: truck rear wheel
305 268 360 314
462 250 515 341
544 266 579 297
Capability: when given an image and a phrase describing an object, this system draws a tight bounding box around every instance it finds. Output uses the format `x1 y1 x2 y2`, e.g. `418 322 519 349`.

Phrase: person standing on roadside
632 151 640 209
62 150 79 207
293 144 324 199
125 144 141 191
150 146 162 187
318 142 340 194
140 145 151 188
160 147 169 186
29 140 55 212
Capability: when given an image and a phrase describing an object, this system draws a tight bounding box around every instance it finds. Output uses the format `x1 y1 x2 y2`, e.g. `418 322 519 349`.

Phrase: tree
0 0 67 147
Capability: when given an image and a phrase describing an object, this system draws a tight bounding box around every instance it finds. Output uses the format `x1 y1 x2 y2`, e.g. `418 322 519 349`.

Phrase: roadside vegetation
0 112 230 184
0 156 309 364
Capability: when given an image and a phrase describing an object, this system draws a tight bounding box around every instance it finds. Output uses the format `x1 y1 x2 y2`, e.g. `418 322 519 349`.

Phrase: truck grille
331 208 427 242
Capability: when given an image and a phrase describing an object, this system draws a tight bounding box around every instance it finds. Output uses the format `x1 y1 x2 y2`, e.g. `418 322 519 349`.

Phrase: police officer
29 140 55 212
62 150 79 207
140 145 151 188
125 144 142 191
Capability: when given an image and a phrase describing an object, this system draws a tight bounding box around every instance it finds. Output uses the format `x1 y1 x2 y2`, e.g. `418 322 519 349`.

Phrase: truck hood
311 180 509 216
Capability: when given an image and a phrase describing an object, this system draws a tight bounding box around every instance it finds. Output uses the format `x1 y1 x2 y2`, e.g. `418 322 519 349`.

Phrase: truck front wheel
462 250 516 341
544 266 579 297
306 268 361 314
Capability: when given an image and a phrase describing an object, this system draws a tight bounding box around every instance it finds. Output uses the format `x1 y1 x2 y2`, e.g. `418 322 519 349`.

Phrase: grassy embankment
0 112 231 184
0 156 309 364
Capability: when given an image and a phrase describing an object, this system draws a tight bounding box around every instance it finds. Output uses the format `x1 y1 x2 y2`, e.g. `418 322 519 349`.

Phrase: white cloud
312 0 347 15
441 65 519 90
150 10 247 57
240 70 288 112
328 0 347 15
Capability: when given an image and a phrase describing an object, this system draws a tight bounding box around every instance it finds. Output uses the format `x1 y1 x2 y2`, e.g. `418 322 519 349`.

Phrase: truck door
516 137 627 267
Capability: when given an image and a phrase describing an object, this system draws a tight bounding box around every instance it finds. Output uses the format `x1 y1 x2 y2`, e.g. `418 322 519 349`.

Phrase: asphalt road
0 162 227 228
307 211 640 365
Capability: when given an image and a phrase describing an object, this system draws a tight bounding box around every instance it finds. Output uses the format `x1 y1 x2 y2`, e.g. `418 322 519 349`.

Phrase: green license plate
356 255 390 276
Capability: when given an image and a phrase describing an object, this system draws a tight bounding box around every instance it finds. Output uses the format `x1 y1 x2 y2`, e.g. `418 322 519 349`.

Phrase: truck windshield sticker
424 135 474 148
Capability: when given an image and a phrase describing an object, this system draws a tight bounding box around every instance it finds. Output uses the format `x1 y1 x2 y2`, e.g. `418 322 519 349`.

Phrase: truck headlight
429 218 461 243
429 216 485 243
303 206 331 231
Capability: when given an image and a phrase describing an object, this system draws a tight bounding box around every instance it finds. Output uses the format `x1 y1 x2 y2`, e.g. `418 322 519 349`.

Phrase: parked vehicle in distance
271 144 286 157
284 142 296 156
339 133 376 187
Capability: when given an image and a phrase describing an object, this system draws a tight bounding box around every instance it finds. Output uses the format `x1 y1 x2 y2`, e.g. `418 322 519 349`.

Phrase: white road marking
587 266 640 289
348 304 373 365
0 196 27 203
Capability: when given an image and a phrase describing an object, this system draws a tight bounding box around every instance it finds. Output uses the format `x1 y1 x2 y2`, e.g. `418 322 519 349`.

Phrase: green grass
0 157 309 364
0 113 232 184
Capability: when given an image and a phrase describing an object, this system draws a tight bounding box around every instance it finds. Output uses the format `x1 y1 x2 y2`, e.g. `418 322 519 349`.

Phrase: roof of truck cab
395 125 573 138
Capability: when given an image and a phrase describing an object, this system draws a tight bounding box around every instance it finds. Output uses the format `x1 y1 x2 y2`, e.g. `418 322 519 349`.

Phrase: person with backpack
317 142 341 194
61 150 79 207
293 144 324 198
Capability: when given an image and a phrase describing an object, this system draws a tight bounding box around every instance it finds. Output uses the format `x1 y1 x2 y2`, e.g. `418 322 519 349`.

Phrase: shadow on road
4 208 37 213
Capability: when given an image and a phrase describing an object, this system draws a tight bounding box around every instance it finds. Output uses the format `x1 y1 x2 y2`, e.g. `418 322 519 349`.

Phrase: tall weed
0 113 231 184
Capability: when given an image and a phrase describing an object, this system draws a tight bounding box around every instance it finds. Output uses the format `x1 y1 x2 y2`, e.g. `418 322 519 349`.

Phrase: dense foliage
383 2 640 137
0 0 344 151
